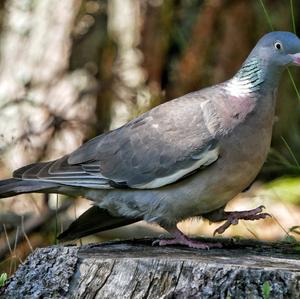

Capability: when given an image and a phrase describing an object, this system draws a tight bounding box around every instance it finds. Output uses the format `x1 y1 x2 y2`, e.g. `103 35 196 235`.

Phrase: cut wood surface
1 238 300 298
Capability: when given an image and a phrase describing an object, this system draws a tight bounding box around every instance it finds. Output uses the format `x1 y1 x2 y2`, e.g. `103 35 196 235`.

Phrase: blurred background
1 0 300 275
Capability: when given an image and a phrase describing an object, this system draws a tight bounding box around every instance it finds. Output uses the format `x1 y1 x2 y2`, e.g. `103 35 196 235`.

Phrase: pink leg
214 205 271 235
153 227 222 249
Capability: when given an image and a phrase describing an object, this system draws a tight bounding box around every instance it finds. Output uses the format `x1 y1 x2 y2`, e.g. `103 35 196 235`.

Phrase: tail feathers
0 178 58 198
58 206 140 241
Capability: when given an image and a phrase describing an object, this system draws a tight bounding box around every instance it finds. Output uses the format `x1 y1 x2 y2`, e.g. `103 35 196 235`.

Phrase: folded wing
14 93 221 189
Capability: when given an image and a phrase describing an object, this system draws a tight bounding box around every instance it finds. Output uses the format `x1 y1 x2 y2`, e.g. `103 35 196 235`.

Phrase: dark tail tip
0 178 57 198
0 179 23 198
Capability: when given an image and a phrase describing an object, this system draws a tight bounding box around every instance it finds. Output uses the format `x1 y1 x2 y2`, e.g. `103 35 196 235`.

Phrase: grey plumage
14 96 220 189
1 31 300 248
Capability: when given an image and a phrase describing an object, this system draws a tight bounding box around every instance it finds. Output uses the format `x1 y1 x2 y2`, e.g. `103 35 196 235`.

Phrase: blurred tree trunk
70 1 115 134
0 0 97 173
0 0 100 258
0 0 100 269
107 0 153 130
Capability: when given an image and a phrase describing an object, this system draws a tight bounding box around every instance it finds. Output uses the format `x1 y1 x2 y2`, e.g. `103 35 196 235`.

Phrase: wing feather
13 91 221 189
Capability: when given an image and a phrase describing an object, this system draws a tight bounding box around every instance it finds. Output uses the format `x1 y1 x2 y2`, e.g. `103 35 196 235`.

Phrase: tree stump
1 238 300 298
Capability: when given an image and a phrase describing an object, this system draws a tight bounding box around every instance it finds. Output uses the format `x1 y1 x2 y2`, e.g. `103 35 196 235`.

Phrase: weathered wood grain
1 238 300 298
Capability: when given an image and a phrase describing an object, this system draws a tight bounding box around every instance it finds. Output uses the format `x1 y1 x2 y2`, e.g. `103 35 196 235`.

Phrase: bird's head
227 32 300 96
250 31 300 67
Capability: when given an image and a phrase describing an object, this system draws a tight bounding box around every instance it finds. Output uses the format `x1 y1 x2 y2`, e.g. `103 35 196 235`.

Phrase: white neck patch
224 77 253 97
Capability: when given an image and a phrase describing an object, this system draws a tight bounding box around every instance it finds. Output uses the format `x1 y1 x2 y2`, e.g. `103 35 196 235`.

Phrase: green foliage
265 177 300 204
288 227 300 250
258 0 274 30
258 0 300 180
283 234 298 243
262 281 271 299
281 137 300 168
289 0 297 34
293 244 300 252
0 272 7 287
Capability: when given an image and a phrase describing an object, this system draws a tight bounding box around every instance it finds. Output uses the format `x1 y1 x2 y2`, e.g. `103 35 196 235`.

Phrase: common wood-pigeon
1 31 300 249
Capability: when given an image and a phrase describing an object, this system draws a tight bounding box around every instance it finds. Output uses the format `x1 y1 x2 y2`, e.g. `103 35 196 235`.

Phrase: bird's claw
213 205 271 235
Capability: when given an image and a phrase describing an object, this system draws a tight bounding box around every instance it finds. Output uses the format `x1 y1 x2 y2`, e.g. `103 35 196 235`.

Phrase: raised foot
214 205 271 235
152 236 222 250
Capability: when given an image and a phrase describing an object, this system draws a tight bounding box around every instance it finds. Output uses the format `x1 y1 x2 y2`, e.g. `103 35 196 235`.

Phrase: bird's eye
274 41 282 50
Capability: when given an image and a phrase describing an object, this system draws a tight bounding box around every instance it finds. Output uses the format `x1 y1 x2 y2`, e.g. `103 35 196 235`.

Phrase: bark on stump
1 238 300 298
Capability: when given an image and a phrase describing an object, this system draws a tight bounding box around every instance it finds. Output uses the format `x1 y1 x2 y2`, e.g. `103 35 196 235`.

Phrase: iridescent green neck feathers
225 58 266 97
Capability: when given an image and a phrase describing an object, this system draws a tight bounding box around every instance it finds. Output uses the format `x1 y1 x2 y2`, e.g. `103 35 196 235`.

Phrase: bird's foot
153 227 222 249
213 205 271 235
153 237 222 249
